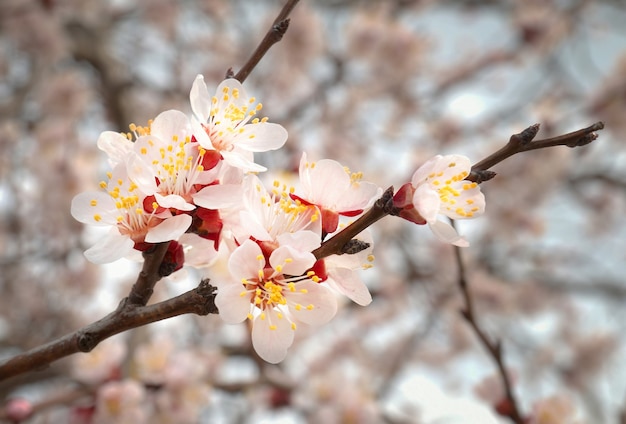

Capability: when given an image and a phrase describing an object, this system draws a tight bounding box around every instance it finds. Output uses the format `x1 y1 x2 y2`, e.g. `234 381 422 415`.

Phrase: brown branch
468 121 604 182
312 186 394 260
233 0 300 83
0 280 217 382
452 235 525 424
127 242 170 306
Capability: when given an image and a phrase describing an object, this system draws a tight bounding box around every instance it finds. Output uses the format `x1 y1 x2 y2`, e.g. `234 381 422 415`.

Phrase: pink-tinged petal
190 75 212 121
269 245 316 276
71 192 117 225
228 240 264 282
214 282 250 324
234 123 288 152
126 153 158 194
411 155 440 186
221 150 267 172
193 184 243 209
288 282 337 325
144 214 192 243
251 309 294 364
190 117 214 150
97 131 134 166
327 267 372 306
178 233 219 267
412 184 440 222
429 220 469 247
233 211 272 242
84 230 134 264
133 135 166 170
303 158 351 205
433 154 471 182
150 109 191 141
213 79 249 118
276 230 321 255
154 193 195 211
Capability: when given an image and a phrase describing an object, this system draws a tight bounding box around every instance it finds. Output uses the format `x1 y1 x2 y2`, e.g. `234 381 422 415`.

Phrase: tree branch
233 0 300 83
468 121 604 182
0 280 217 382
452 231 525 423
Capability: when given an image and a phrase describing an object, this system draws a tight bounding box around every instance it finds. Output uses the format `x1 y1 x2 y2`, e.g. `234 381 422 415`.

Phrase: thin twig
468 121 604 181
452 228 525 423
233 0 300 83
0 281 217 382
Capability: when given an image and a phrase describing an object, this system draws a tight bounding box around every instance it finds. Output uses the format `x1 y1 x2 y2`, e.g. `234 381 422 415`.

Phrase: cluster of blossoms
72 75 486 363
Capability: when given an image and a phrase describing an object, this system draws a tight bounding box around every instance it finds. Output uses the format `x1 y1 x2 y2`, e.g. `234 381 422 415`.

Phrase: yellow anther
367 254 375 262
260 313 266 320
140 147 147 155
239 291 247 297
306 304 314 310
93 214 102 222
269 324 277 330
247 313 253 320
291 323 297 330
90 199 98 206
295 304 302 311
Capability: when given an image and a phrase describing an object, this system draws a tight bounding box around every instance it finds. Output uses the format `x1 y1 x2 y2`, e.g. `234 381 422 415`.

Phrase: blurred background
1 0 625 422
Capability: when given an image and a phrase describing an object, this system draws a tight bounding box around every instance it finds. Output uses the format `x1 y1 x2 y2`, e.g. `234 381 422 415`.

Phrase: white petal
327 267 372 306
234 122 288 152
193 184 243 209
215 282 251 324
221 150 267 172
251 309 294 364
411 155 441 186
429 220 469 247
190 75 211 121
144 214 192 242
84 230 134 264
154 193 195 211
228 240 264 282
97 131 134 166
126 152 158 194
276 230 321 255
269 245 316 276
412 184 440 222
71 191 117 225
179 233 219 267
150 109 191 140
288 282 337 326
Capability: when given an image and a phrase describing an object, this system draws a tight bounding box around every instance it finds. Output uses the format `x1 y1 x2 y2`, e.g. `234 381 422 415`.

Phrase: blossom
393 154 485 246
291 152 382 235
129 109 223 212
215 239 337 363
71 163 191 263
190 75 288 172
233 174 322 244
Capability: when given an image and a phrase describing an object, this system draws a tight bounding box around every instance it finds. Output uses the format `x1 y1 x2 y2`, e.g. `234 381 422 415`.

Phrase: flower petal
71 192 117 225
327 267 372 306
150 109 191 140
84 230 135 264
97 131 134 166
251 309 294 364
269 245 316 276
154 193 195 211
144 214 192 243
234 122 288 152
193 184 243 209
412 184 440 222
228 239 264 282
215 282 250 324
190 75 212 121
288 282 337 326
429 220 469 247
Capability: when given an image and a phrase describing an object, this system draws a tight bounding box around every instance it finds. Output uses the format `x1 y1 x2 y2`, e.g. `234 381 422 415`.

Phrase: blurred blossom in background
1 0 625 422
